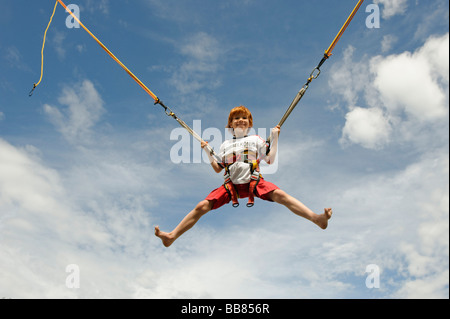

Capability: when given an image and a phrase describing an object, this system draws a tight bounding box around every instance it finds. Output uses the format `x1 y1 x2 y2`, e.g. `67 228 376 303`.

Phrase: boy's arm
266 125 281 165
201 141 224 173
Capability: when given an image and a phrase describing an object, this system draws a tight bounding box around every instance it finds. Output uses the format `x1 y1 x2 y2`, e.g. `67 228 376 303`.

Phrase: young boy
155 106 332 247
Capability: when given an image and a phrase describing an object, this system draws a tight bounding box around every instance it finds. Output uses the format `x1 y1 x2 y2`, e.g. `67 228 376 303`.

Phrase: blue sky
0 0 448 299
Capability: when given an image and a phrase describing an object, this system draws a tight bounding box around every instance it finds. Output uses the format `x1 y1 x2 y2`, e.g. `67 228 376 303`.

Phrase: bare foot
154 226 175 247
316 208 333 230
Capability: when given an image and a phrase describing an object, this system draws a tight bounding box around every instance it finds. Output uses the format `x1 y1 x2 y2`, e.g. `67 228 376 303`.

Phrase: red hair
226 106 253 128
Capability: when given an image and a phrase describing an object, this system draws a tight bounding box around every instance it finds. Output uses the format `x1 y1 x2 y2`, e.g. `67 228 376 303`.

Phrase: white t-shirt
218 135 269 184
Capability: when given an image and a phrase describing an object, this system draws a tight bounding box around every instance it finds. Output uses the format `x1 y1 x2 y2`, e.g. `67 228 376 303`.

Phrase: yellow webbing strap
325 0 365 58
29 1 58 96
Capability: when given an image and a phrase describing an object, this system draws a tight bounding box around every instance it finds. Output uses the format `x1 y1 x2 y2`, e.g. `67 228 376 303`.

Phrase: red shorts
205 178 280 210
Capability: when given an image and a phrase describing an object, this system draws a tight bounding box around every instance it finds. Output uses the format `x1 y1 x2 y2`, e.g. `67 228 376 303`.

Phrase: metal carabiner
165 108 174 117
155 99 174 117
310 67 321 80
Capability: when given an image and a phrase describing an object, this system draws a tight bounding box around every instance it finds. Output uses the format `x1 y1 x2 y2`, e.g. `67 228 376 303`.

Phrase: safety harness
222 158 262 208
219 138 267 208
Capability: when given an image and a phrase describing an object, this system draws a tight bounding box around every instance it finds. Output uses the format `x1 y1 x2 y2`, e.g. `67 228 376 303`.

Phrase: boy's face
231 113 251 137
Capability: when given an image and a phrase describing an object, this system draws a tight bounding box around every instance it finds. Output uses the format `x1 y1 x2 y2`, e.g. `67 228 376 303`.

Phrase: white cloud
145 0 193 23
373 46 448 121
340 107 391 149
328 149 449 298
180 32 221 62
330 33 449 150
170 32 223 96
132 147 449 299
374 0 408 18
322 28 448 298
0 138 114 298
85 0 110 15
0 133 164 298
1 78 221 298
0 141 63 221
1 133 448 298
417 33 449 86
328 46 371 107
381 34 398 53
3 46 30 71
52 30 67 60
43 80 105 144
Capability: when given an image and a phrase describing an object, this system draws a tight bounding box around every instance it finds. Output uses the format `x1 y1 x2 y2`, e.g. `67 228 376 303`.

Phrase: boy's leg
155 199 214 247
269 189 332 229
